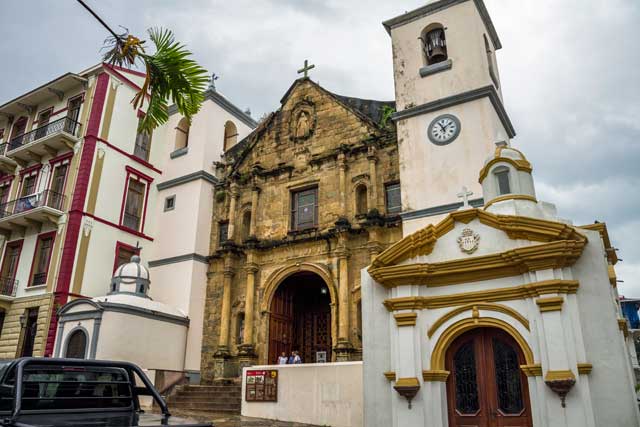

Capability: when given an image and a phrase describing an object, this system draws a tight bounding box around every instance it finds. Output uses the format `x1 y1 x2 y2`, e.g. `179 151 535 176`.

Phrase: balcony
0 277 18 298
0 190 66 231
0 143 18 174
6 117 81 165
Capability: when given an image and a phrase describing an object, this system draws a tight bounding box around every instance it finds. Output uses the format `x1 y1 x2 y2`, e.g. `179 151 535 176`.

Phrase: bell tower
383 0 516 235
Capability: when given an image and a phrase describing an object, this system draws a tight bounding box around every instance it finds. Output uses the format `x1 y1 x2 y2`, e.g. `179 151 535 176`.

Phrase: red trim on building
48 151 73 166
102 63 150 99
46 72 110 357
26 231 56 288
109 64 147 79
113 241 141 273
96 137 162 174
81 211 154 242
19 163 43 177
0 174 14 185
118 167 153 234
0 239 24 281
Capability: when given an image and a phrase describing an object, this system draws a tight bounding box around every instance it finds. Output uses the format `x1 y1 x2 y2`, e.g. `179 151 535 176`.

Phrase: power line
75 0 121 40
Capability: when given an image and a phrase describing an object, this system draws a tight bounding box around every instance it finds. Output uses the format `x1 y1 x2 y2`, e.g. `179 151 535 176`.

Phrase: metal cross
457 186 474 208
297 59 315 78
208 72 219 90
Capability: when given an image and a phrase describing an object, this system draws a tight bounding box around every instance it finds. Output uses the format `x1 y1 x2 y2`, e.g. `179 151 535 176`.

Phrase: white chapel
361 1 640 427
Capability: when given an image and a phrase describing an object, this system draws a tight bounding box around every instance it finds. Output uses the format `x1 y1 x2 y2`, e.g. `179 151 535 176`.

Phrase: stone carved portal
445 328 532 427
268 272 332 364
289 99 316 142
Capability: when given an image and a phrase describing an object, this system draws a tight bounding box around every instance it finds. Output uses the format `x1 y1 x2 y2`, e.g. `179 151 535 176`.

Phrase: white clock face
428 114 461 145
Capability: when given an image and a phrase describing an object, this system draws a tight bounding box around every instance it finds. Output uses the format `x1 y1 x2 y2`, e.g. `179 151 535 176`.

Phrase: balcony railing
7 117 81 152
0 190 65 218
31 272 47 287
0 277 18 297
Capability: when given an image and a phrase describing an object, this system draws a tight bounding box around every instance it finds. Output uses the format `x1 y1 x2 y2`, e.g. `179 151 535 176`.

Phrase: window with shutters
20 174 38 197
29 232 55 287
385 182 401 214
122 178 145 231
113 242 140 273
291 187 318 231
49 163 69 210
134 114 152 162
218 221 229 246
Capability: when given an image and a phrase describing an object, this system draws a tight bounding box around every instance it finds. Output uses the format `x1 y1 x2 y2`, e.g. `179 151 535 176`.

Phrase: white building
0 62 254 381
362 1 638 426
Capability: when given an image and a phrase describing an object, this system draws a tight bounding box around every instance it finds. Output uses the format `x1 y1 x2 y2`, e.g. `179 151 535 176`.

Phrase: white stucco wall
241 362 363 427
361 215 640 427
95 311 187 371
389 1 501 111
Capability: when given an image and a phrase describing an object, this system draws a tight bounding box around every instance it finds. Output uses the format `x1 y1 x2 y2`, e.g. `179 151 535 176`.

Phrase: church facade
201 78 403 380
361 1 639 427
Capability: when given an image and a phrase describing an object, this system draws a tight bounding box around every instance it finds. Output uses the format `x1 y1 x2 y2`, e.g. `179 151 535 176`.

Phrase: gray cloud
0 0 638 294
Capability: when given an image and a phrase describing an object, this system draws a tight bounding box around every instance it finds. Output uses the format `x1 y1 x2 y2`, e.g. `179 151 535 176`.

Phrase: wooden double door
445 328 532 427
268 274 332 364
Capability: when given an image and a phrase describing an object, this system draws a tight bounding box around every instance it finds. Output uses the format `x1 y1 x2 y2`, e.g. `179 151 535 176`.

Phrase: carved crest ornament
457 228 480 254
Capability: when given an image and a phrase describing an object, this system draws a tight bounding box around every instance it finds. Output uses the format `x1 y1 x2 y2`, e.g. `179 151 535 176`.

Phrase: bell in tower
422 27 447 65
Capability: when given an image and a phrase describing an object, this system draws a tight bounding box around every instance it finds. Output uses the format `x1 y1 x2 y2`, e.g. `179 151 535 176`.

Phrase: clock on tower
383 0 516 235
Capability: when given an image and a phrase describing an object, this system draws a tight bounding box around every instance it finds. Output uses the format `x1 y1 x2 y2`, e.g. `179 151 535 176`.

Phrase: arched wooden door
445 328 532 427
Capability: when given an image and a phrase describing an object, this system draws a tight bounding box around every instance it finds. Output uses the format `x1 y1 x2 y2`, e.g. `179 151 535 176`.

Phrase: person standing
277 352 288 365
293 351 302 364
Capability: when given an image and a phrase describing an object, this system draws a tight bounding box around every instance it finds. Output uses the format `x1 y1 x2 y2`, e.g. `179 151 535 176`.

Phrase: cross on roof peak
297 59 315 78
457 186 474 209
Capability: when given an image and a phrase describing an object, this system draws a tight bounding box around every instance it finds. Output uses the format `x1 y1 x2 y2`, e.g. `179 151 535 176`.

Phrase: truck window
20 365 133 411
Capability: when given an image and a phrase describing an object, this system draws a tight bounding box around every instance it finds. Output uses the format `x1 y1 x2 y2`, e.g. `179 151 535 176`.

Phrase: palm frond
102 27 207 134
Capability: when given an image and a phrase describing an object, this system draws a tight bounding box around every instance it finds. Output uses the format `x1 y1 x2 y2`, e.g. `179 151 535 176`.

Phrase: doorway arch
64 327 89 359
265 267 335 365
445 327 533 427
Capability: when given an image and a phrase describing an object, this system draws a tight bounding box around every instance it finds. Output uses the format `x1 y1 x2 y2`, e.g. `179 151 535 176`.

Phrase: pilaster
335 233 353 361
367 146 380 211
227 182 239 241
249 186 260 237
238 259 259 368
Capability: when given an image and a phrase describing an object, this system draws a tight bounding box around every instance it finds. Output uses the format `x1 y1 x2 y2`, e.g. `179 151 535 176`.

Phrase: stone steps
166 383 242 415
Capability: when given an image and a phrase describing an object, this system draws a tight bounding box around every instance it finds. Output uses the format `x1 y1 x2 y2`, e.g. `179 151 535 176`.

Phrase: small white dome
110 255 151 297
483 142 528 167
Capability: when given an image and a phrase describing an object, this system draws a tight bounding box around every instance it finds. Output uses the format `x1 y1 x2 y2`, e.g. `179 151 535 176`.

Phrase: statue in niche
295 111 311 139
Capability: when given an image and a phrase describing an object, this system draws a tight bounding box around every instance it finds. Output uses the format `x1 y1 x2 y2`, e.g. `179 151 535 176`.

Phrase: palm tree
77 0 208 134
102 28 209 134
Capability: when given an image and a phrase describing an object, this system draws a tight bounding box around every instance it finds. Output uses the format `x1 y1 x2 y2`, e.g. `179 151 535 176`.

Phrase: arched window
421 24 448 65
355 184 368 215
241 210 252 240
224 121 238 151
175 117 190 150
65 329 87 359
494 166 511 195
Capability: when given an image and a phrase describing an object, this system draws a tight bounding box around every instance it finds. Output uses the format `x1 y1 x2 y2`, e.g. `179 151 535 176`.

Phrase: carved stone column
249 186 260 237
338 152 348 217
214 256 234 378
227 183 239 241
367 146 380 211
335 234 353 361
239 260 259 368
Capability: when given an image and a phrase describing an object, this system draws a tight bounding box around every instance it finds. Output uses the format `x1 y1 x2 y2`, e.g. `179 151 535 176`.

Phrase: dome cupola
479 141 537 214
110 255 151 297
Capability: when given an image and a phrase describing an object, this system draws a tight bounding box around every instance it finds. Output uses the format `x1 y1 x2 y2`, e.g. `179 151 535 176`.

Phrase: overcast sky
0 1 638 295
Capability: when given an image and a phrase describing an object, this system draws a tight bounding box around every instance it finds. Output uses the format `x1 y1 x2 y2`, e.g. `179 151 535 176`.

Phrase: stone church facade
201 78 403 381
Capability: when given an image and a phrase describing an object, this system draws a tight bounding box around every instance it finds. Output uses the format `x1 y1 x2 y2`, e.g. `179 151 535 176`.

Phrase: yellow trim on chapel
577 363 593 375
394 312 417 327
483 194 537 210
422 370 450 382
370 209 586 271
520 364 543 377
535 296 565 312
370 240 585 288
427 303 530 338
383 280 579 312
478 156 533 183
383 371 396 382
430 317 534 371
545 370 576 382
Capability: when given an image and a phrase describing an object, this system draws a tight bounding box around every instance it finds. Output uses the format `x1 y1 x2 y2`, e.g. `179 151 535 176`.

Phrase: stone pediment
368 209 587 288
227 78 395 176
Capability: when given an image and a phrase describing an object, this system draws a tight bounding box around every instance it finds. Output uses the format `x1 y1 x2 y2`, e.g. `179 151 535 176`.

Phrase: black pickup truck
0 357 212 427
